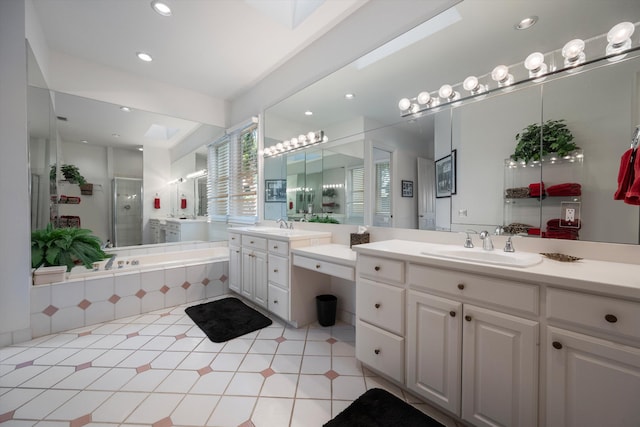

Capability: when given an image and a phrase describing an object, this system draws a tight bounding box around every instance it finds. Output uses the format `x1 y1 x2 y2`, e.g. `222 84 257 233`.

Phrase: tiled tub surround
31 244 230 338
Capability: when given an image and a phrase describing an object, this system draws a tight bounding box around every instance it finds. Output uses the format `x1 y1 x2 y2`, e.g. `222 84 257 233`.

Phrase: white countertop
291 244 357 267
351 239 640 300
229 226 332 241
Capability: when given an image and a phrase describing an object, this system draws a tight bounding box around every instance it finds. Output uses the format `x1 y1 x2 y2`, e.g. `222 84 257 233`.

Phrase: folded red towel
547 183 581 197
624 150 640 205
615 149 635 200
529 182 546 197
527 228 541 235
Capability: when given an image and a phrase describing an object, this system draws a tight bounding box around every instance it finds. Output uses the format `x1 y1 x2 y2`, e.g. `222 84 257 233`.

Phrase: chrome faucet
479 230 494 251
463 229 478 248
104 255 116 270
504 236 515 252
276 218 287 229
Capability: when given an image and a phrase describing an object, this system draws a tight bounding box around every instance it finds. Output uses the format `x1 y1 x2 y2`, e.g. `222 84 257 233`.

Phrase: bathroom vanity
351 239 640 427
227 227 331 326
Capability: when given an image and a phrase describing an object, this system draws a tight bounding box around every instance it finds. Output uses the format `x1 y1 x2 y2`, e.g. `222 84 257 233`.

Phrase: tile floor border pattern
0 294 458 427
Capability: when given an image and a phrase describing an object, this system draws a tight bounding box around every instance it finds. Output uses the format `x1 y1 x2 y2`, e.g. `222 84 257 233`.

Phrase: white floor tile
125 393 183 424
53 367 109 389
256 327 285 340
332 399 352 418
87 334 128 349
117 350 161 367
251 397 294 427
85 368 137 391
0 387 43 413
238 353 273 372
0 365 49 387
20 366 75 388
207 396 256 426
331 341 355 357
210 352 244 371
57 348 105 366
91 391 148 423
46 390 112 420
271 354 302 374
190 370 234 395
296 374 331 399
260 373 297 397
226 372 265 396
155 370 199 393
150 350 189 369
304 341 332 356
140 335 177 351
300 355 331 374
91 349 134 367
249 339 279 354
193 339 227 353
364 376 405 400
13 389 78 419
176 352 216 370
221 338 254 353
120 369 171 392
276 340 305 355
166 337 204 352
32 348 79 366
170 394 220 426
291 399 332 427
282 326 308 341
332 356 363 376
306 328 332 341
332 375 366 401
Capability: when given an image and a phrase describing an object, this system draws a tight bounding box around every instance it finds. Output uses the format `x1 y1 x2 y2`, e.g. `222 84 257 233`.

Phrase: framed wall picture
435 149 457 198
265 179 286 202
401 180 413 197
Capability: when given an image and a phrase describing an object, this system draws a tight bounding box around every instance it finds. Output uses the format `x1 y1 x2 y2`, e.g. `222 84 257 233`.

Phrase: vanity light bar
262 130 327 157
399 21 639 116
186 169 207 179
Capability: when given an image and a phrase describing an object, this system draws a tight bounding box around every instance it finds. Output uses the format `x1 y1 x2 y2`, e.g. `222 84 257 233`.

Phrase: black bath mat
185 297 272 343
324 388 445 427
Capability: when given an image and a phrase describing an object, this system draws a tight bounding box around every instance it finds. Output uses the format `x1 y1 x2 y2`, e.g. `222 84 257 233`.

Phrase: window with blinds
348 166 364 220
207 121 258 224
375 161 391 214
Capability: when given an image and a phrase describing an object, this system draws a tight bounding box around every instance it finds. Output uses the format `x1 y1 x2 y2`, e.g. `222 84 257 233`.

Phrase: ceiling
32 0 369 100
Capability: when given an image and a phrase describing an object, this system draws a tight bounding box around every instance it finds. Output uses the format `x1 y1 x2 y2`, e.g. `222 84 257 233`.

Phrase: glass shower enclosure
112 177 142 247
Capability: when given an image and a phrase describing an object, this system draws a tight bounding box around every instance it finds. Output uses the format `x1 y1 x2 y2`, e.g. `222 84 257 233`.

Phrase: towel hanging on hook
614 125 640 203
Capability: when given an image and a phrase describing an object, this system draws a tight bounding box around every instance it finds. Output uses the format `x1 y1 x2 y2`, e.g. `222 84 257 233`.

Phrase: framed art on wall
435 149 457 198
265 179 286 202
401 180 413 197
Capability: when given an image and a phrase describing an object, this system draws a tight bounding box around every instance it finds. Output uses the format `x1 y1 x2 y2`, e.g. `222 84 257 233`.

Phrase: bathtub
30 241 230 338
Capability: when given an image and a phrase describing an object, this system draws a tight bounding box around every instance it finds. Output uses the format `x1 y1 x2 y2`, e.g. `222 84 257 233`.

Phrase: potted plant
511 119 579 163
50 164 87 186
31 223 111 272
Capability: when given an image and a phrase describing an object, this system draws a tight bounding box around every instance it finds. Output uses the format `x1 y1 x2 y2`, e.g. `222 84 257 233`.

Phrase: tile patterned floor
0 294 457 427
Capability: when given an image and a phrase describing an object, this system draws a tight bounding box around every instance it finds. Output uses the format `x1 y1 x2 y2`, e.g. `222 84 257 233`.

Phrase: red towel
529 182 545 197
624 151 640 205
614 149 636 200
547 183 581 197
527 228 541 235
543 230 579 240
547 218 581 229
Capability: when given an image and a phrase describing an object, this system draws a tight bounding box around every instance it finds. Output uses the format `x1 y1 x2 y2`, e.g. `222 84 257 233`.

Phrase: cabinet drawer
268 254 289 288
408 264 539 316
242 235 267 251
357 278 404 335
293 255 355 281
268 283 289 320
356 320 404 383
358 254 404 285
547 288 640 340
268 239 289 256
228 232 241 245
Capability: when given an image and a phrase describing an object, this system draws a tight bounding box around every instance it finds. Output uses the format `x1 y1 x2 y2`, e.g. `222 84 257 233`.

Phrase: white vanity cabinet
228 232 241 293
165 219 208 242
267 239 290 320
240 235 268 307
545 288 640 427
355 254 406 383
407 264 539 427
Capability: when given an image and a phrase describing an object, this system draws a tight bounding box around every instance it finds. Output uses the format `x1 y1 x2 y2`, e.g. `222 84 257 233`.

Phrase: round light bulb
524 52 545 71
283 140 291 148
307 131 315 141
398 98 411 111
276 143 284 150
136 52 153 62
608 22 635 45
290 138 298 146
322 135 329 142
417 91 431 105
439 84 453 99
151 0 172 16
298 134 306 143
562 39 585 62
463 76 479 92
491 65 509 82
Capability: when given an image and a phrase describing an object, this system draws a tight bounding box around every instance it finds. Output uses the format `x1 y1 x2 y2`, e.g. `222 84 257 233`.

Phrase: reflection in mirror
372 147 392 227
263 1 640 246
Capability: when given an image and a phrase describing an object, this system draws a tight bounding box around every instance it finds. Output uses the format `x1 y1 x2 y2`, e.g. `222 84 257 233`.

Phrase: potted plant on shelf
511 119 579 163
50 164 87 186
31 223 111 273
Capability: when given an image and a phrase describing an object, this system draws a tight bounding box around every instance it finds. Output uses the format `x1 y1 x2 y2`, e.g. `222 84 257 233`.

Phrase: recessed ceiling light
81 140 88 144
304 110 313 116
120 106 131 112
136 52 153 62
151 0 172 16
515 16 538 30
344 93 355 100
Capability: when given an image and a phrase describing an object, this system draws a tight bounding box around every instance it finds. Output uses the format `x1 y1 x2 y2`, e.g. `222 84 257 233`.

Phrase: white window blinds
348 166 364 220
375 161 391 214
207 121 258 224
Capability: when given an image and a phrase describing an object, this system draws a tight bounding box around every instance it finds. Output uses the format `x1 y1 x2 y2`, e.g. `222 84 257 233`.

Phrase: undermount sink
422 246 543 268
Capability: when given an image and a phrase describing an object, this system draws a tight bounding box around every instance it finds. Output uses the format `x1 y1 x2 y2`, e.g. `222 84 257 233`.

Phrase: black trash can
316 294 337 327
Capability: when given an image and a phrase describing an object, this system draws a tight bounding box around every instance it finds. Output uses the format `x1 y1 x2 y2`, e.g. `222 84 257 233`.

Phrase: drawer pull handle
250 240 254 244
316 264 321 269
449 311 456 317
274 300 278 304
464 315 472 322
457 283 465 290
374 349 380 355
375 303 381 309
273 269 279 273
374 266 380 271
273 245 278 249
552 341 563 350
605 314 618 323
235 250 239 253
231 237 236 240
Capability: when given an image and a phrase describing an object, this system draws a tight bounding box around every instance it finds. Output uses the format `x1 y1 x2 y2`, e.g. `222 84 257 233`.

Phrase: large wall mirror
263 1 640 245
27 45 223 247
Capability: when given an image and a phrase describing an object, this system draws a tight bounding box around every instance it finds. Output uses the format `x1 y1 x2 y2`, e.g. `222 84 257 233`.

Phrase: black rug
324 388 445 427
185 297 272 343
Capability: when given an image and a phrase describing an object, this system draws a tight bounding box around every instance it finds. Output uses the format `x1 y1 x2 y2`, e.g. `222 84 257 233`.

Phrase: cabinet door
228 245 241 293
407 291 461 415
462 305 538 427
241 248 254 299
253 250 268 308
546 327 640 427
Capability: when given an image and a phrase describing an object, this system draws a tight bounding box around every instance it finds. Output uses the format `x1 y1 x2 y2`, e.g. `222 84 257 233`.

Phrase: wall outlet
565 208 575 222
458 209 468 217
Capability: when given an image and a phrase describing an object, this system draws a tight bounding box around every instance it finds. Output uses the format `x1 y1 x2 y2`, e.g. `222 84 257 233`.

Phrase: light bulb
524 52 548 78
307 131 315 141
283 140 291 148
298 134 306 143
151 0 172 16
491 65 513 86
276 143 284 151
136 52 153 62
322 135 329 142
462 76 478 92
290 138 298 146
417 91 431 105
606 22 635 58
439 84 453 99
562 39 586 66
398 98 411 111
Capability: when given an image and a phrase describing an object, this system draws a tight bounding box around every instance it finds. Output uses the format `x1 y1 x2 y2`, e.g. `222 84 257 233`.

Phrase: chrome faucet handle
479 230 494 251
463 231 474 248
503 236 515 252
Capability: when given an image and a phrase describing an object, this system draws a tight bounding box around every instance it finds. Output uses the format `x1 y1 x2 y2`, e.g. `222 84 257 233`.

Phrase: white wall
0 0 31 343
143 146 172 243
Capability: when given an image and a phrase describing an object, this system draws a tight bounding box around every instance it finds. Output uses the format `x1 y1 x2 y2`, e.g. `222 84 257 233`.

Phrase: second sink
422 246 543 268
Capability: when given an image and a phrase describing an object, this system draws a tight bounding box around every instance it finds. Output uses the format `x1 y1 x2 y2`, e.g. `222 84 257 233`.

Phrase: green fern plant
49 164 87 185
31 224 111 272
